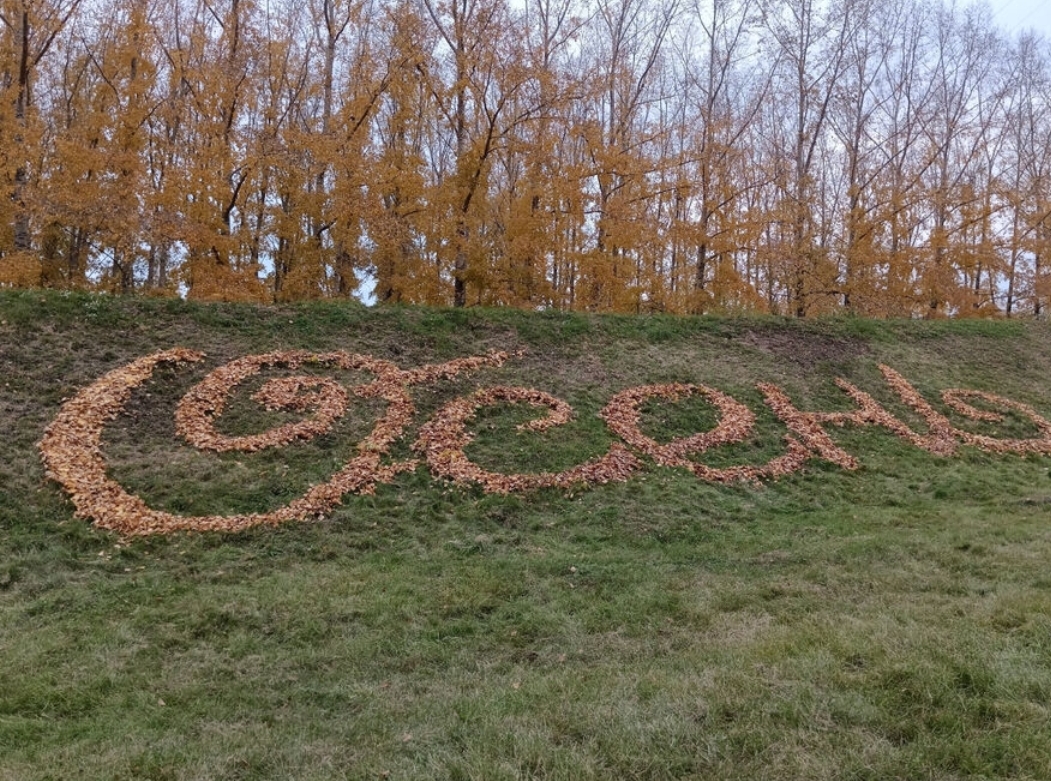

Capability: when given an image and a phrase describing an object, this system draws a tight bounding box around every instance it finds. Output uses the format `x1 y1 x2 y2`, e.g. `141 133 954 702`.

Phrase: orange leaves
38 348 513 536
37 349 1051 536
414 386 641 493
601 383 811 483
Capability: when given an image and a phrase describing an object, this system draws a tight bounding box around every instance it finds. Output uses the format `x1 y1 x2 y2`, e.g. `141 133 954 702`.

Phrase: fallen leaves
175 352 361 452
37 349 1051 536
940 388 1051 454
600 383 810 483
414 386 641 493
38 348 513 536
823 365 1051 456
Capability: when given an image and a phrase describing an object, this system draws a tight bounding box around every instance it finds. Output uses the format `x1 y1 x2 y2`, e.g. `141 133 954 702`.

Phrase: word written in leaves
39 349 1051 536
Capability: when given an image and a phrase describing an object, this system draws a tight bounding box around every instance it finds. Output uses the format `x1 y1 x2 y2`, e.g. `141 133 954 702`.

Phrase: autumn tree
2 0 1050 316
915 3 1001 316
0 0 83 284
759 0 856 316
673 0 771 313
1003 32 1051 316
572 0 679 311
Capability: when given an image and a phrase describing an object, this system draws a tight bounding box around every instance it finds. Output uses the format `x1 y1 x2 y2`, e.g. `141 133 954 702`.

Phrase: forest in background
2 0 1050 316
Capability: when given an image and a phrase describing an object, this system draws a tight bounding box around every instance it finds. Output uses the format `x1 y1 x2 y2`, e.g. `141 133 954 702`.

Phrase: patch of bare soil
742 329 870 367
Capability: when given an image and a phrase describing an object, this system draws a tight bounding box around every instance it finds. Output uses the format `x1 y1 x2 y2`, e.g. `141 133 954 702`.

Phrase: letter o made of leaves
601 383 750 480
601 383 809 483
415 386 640 493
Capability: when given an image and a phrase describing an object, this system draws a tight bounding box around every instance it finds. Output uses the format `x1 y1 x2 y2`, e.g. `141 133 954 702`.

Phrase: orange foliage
38 349 1051 535
3 0 1050 314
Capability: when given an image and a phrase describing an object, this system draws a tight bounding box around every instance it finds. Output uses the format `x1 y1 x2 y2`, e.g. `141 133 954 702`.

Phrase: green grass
4 290 1051 779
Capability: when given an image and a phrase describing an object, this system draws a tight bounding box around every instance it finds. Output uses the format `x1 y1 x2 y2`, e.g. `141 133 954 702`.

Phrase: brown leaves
757 383 858 472
871 365 960 456
38 348 513 536
414 386 641 493
37 349 1051 536
175 352 362 452
39 348 207 536
601 383 810 483
940 388 1051 455
822 366 1051 456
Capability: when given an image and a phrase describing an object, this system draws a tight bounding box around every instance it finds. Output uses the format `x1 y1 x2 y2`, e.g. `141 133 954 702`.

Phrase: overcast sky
990 0 1051 40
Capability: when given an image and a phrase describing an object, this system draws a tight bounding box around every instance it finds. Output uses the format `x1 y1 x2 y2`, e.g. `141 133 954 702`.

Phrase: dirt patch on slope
742 329 870 367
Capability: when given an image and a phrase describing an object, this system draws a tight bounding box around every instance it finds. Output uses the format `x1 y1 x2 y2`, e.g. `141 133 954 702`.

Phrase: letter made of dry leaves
39 348 512 536
940 388 1051 454
414 386 640 493
600 383 810 483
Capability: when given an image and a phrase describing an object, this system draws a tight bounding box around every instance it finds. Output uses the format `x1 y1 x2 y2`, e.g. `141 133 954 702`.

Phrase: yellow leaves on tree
3 0 1051 315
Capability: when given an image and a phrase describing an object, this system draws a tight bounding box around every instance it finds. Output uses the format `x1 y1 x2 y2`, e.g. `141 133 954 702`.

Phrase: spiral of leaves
175 352 377 452
38 349 512 536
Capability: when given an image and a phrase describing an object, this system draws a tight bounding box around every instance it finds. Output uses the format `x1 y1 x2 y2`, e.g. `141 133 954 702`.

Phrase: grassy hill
3 290 1051 780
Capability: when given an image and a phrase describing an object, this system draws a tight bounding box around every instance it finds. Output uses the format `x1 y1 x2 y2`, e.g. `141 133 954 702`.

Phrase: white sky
990 0 1051 40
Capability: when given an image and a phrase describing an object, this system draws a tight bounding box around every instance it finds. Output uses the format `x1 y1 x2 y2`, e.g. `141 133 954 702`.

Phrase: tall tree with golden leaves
0 0 83 284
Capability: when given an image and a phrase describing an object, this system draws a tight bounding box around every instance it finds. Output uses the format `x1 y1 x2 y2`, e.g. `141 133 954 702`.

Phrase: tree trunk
12 10 32 256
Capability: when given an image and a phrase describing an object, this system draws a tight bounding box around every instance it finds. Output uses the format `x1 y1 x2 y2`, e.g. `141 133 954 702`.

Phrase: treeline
2 0 1050 316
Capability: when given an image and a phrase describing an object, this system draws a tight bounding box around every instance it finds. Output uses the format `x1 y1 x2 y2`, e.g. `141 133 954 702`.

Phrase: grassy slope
2 290 1051 780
